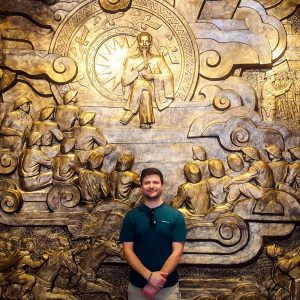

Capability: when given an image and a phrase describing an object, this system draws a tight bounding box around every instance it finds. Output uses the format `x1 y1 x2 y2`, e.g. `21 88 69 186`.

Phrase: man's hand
141 72 154 81
137 61 148 72
148 271 168 289
142 283 159 299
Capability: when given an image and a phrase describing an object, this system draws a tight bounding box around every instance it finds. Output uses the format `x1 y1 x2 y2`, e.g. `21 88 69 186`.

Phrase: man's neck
144 197 163 209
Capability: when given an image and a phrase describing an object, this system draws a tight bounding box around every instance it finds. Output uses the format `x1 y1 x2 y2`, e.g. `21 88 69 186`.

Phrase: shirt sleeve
171 212 186 242
119 212 134 243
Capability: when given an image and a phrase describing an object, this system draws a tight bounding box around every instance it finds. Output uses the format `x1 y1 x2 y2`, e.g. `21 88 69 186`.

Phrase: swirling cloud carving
188 107 290 152
189 0 286 79
193 77 257 110
2 50 77 84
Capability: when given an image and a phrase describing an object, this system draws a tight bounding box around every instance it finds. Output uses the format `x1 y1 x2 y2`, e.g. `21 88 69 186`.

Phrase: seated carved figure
0 97 33 153
120 31 174 129
171 162 210 216
207 159 231 206
192 145 211 180
32 106 63 158
52 138 82 184
55 90 82 137
18 131 53 191
110 153 140 204
224 146 274 204
78 152 110 204
265 145 288 185
285 146 300 190
74 112 113 164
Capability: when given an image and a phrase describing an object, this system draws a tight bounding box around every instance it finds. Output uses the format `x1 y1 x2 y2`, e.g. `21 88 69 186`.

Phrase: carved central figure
120 32 174 129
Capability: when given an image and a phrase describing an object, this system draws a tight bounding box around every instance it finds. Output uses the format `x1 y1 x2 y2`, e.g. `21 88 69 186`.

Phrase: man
52 138 82 184
120 32 174 129
265 145 288 185
0 97 33 153
285 146 300 190
110 153 140 205
18 131 53 191
171 162 210 216
32 106 63 157
74 111 112 164
261 71 291 122
119 168 186 299
191 145 210 180
78 151 111 204
55 90 82 136
224 146 274 204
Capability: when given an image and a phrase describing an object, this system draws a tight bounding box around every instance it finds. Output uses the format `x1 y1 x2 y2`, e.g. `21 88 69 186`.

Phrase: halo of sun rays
95 35 137 95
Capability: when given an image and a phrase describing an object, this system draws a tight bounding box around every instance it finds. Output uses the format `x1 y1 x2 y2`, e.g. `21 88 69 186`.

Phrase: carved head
208 159 225 178
87 151 104 170
184 162 201 183
63 90 78 104
116 153 134 171
241 146 261 161
288 146 300 160
192 145 207 161
27 131 43 147
40 106 55 121
61 138 76 154
227 154 244 172
79 112 96 126
265 145 283 160
14 97 32 113
137 32 152 53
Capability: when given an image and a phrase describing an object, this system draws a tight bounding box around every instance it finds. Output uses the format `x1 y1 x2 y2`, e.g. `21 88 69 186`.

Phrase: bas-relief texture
0 0 300 299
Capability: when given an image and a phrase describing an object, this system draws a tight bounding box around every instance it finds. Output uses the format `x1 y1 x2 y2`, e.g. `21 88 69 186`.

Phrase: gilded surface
0 0 300 299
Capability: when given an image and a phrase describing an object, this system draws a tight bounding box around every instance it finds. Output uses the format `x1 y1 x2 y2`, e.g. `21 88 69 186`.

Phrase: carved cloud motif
188 0 286 79
188 107 290 152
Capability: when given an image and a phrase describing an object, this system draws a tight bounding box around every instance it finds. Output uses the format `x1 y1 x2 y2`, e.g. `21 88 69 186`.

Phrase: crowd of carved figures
1 92 300 215
261 67 300 123
0 92 300 298
0 228 127 300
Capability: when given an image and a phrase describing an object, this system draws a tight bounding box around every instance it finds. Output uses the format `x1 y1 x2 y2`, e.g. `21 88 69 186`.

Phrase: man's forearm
160 251 182 275
124 248 151 280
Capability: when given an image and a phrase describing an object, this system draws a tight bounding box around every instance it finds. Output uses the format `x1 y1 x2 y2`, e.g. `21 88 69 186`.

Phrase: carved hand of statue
141 71 154 81
137 61 148 72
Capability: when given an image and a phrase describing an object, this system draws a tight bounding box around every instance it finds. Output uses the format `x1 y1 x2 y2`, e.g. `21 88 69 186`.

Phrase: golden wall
0 0 300 299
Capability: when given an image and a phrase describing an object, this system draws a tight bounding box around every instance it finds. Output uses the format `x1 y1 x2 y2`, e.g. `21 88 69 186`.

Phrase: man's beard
143 190 162 201
141 49 149 60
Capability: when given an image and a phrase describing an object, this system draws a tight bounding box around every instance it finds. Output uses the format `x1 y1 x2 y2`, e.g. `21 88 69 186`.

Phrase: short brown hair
141 168 163 184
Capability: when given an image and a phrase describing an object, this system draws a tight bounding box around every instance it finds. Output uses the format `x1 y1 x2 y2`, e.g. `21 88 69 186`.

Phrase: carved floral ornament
0 0 300 299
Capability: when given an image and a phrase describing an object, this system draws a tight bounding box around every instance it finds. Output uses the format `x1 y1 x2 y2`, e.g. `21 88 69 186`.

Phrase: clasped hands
137 62 154 81
142 271 168 299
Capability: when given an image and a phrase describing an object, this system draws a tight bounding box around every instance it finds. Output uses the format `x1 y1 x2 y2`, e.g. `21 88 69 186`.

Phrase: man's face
138 35 151 52
141 174 163 201
20 102 31 113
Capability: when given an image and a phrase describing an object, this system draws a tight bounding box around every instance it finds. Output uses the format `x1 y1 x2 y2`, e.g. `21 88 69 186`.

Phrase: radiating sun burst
95 36 137 95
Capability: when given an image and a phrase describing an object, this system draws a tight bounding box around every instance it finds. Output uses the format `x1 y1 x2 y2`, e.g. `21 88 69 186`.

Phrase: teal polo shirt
119 203 186 288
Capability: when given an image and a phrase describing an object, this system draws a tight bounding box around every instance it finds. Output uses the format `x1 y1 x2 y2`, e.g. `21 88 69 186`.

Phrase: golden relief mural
0 0 300 299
